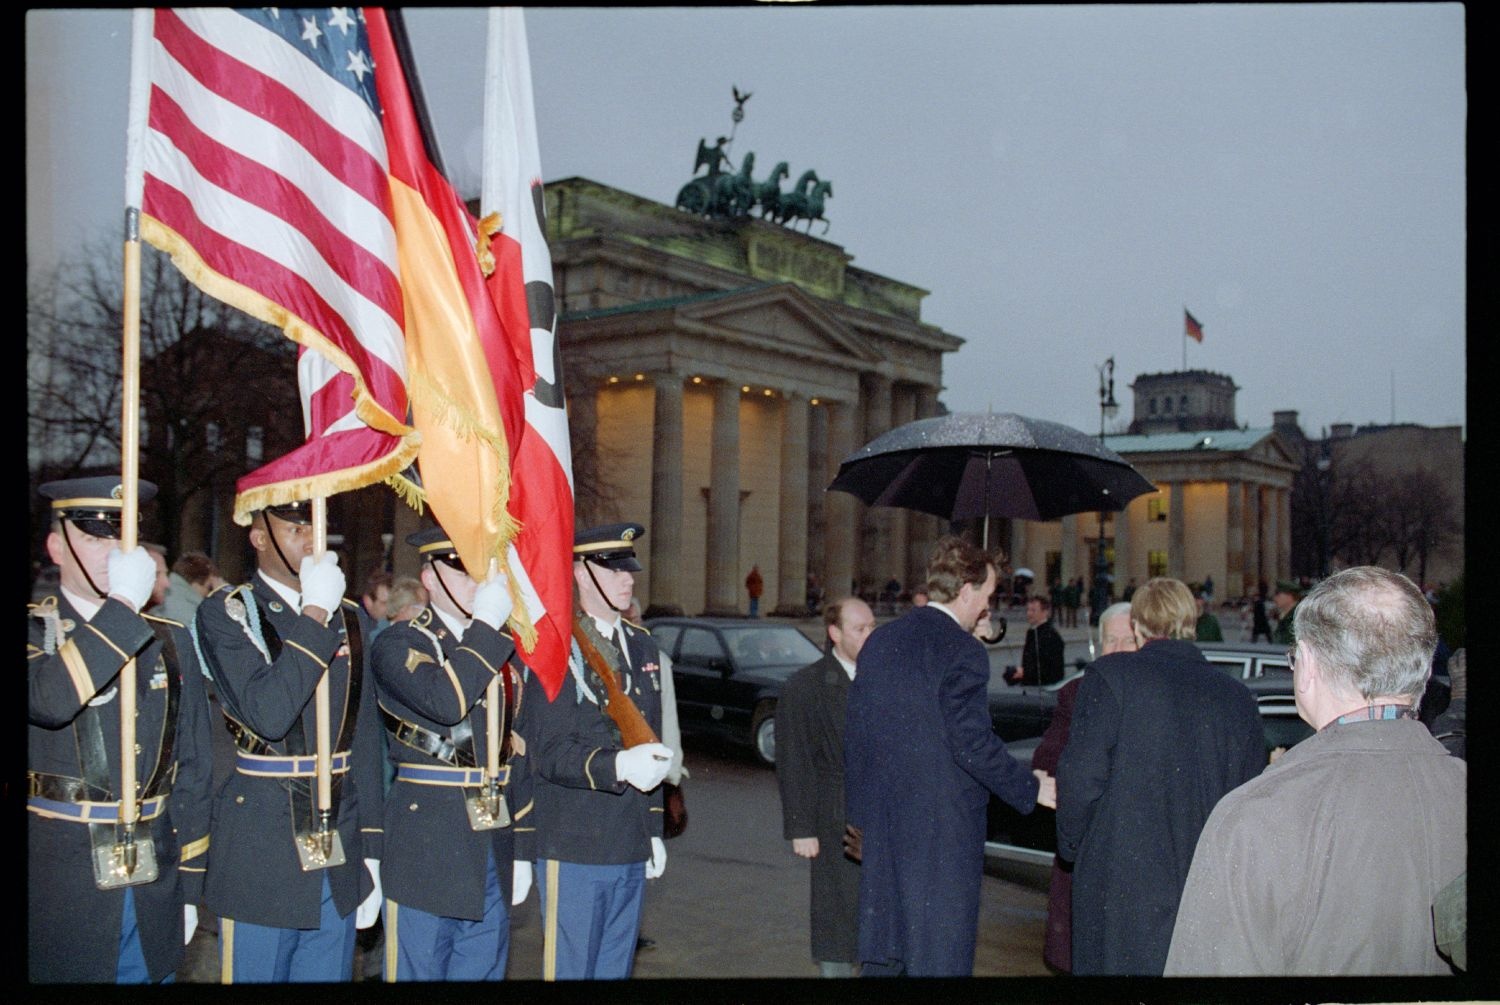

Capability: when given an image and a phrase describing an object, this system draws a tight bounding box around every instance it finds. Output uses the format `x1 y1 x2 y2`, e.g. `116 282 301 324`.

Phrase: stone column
1261 485 1279 589
1113 502 1131 594
805 401 829 604
1060 514 1079 587
646 372 684 616
703 380 741 615
858 374 893 594
1225 479 1244 599
773 391 811 616
823 400 858 601
1244 483 1262 594
908 386 943 585
889 386 916 595
1277 487 1292 585
1168 481 1187 580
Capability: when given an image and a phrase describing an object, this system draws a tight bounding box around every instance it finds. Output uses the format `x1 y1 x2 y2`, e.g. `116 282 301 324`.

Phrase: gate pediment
676 283 881 364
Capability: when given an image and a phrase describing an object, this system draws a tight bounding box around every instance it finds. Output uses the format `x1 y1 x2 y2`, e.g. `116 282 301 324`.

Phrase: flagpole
1182 305 1187 370
118 210 143 876
311 496 334 857
114 8 158 881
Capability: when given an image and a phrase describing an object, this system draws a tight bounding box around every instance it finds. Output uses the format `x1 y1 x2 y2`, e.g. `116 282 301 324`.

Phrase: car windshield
722 626 822 668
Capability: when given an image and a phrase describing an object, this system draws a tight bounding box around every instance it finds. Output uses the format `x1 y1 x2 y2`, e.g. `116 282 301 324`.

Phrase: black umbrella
828 412 1156 546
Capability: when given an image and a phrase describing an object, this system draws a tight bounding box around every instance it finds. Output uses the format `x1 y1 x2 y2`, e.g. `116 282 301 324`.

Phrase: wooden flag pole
118 217 143 871
484 558 502 818
311 496 334 853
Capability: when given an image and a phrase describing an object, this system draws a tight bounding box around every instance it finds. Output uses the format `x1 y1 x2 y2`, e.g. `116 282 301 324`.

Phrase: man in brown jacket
1166 566 1466 976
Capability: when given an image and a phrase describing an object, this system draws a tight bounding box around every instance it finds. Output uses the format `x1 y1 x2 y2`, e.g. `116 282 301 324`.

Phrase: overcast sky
27 6 1466 441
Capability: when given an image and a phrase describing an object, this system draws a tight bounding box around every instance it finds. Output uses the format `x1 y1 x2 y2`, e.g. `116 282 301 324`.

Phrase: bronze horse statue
753 161 790 220
777 171 833 233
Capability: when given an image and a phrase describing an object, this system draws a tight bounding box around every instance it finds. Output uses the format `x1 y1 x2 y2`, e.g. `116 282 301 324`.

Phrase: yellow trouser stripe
220 918 234 985
543 858 560 982
384 900 398 982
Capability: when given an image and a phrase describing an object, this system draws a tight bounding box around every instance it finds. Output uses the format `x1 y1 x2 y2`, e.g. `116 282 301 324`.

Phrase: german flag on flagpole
1184 307 1205 343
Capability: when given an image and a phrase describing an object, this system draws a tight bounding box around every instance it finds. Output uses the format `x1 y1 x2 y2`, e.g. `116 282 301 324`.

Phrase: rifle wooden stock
572 615 659 749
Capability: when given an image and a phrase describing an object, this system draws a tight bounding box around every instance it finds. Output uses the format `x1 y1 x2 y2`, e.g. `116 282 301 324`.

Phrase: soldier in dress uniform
369 525 534 980
28 477 214 983
525 522 675 980
191 498 384 981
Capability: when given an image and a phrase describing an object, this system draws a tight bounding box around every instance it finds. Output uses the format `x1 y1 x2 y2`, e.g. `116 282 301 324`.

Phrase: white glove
106 546 156 612
471 572 513 630
615 742 673 792
297 553 346 617
355 858 381 929
511 859 532 906
645 836 667 879
183 904 199 946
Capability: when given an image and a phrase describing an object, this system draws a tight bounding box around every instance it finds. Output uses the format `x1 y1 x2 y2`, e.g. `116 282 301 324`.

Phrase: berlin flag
127 8 421 522
1184 308 1205 343
477 8 575 700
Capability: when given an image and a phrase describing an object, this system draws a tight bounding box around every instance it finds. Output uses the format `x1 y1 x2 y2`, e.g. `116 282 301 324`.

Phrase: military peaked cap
406 525 462 567
574 522 644 572
260 499 314 526
39 476 157 539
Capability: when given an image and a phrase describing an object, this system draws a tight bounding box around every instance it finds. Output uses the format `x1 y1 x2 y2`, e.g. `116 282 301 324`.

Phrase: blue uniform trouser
115 888 174 983
383 849 509 981
536 859 644 980
218 875 355 982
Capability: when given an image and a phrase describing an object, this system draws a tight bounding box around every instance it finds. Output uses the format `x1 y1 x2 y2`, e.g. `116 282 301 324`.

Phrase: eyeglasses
432 553 465 571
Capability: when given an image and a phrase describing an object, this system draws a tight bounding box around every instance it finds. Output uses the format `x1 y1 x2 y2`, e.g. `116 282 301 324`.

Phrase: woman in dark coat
1056 578 1265 976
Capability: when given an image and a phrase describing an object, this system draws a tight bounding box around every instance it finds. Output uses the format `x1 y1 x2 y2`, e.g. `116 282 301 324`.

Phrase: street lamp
1092 358 1119 624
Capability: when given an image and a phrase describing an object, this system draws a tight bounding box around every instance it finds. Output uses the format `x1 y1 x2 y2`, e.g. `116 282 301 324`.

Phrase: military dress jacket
28 594 214 983
526 618 664 865
371 607 533 920
194 576 383 928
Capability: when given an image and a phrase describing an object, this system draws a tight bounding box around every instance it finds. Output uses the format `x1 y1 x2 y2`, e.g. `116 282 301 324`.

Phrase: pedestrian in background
776 597 876 977
745 565 764 618
1193 594 1223 642
161 551 221 627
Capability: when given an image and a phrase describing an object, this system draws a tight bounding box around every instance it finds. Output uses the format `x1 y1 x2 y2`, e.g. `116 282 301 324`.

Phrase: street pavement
178 725 1052 982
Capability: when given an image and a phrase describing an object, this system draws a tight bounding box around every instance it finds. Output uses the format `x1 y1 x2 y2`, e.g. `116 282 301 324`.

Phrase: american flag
128 8 419 521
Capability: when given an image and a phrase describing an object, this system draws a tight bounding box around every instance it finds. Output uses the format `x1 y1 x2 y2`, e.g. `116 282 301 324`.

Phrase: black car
646 617 825 766
987 641 1298 744
984 642 1315 874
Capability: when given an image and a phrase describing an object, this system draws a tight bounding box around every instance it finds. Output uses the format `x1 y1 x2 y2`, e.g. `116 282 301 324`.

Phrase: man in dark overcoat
1056 577 1264 975
1005 594 1065 685
775 596 876 977
28 477 214 983
845 536 1055 977
369 525 533 980
193 498 385 981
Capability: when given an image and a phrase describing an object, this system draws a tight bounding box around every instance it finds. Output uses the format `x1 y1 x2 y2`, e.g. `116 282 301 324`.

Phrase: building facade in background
548 177 961 616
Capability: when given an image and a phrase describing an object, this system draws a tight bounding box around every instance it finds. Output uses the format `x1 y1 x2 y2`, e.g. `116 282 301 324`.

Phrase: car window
723 627 822 669
1204 655 1251 680
651 625 681 658
677 627 727 667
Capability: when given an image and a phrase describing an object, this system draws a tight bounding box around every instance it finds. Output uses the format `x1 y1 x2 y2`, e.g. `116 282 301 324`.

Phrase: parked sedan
984 642 1315 873
987 641 1297 744
646 617 825 766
